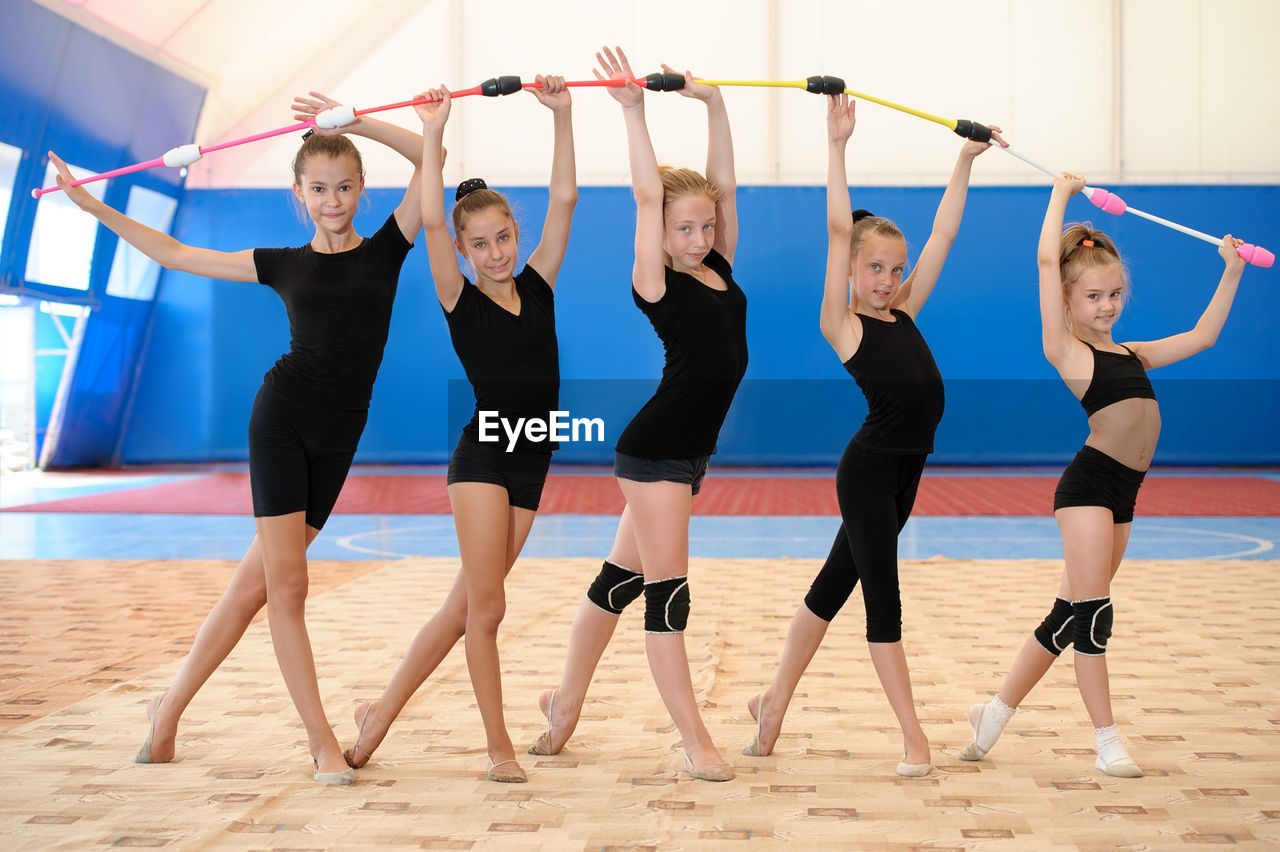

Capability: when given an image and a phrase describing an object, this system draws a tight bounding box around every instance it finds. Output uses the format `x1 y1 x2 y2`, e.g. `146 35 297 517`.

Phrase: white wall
185 0 1280 189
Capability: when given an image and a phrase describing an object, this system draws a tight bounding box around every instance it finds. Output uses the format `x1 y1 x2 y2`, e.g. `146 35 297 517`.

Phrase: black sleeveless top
844 310 945 454
444 265 559 454
615 248 749 459
1078 342 1156 416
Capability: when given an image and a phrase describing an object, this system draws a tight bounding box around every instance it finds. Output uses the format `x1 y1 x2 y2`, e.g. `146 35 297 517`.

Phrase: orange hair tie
1081 239 1095 247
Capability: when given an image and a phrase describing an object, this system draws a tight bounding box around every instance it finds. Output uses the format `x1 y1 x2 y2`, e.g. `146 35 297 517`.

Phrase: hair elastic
1082 239 1095 247
456 177 488 201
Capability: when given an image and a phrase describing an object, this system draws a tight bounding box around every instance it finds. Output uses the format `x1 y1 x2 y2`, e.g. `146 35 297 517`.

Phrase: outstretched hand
529 74 571 111
827 93 856 145
594 46 643 108
49 151 95 211
292 91 357 135
413 87 451 130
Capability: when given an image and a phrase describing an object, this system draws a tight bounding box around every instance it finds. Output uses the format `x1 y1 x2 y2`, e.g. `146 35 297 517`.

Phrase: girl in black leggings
742 93 1003 777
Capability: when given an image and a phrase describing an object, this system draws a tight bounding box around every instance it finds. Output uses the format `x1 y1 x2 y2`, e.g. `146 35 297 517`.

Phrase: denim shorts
613 451 710 496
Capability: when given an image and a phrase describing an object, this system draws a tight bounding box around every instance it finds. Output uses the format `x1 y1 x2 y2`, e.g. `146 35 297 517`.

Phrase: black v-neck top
444 264 560 454
615 248 749 459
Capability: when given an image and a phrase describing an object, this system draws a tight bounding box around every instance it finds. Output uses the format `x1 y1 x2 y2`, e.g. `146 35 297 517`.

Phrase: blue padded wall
1 0 205 466
121 182 1279 467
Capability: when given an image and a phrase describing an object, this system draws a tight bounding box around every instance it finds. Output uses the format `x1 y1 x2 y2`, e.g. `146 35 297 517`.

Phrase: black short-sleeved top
253 213 412 410
844 309 945 454
1078 341 1156 416
615 248 749 460
445 265 560 455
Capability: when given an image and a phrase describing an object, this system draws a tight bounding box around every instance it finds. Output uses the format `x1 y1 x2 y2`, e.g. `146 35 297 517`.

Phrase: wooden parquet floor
1 555 1277 850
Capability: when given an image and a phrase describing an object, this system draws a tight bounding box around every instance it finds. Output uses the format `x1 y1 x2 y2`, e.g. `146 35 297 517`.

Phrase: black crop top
844 310 945 454
1078 342 1156 416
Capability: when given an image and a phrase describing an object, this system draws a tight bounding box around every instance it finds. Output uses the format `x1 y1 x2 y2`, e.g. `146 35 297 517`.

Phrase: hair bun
851 209 875 223
456 177 488 201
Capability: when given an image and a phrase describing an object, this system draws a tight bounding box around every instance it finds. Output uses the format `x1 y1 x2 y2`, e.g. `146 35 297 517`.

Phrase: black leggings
803 443 927 642
247 383 367 530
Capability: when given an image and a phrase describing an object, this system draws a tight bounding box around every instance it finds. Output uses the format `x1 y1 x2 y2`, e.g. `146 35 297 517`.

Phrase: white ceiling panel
80 0 205 47
27 0 1280 187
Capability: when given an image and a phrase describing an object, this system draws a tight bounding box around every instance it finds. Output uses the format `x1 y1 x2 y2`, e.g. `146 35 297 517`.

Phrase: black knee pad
1033 596 1075 656
585 560 644 615
1072 596 1113 656
643 576 690 634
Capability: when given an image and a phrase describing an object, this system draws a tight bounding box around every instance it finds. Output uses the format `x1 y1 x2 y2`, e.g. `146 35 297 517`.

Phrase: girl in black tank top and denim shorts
959 173 1250 779
742 94 1005 777
339 76 578 784
526 47 743 782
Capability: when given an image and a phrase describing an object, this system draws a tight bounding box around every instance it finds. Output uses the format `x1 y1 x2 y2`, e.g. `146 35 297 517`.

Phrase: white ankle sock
1094 724 1142 777
974 695 1016 752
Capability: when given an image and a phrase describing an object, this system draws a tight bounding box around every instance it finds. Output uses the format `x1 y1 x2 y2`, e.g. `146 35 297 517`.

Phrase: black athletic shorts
247 383 367 530
447 431 552 511
1053 444 1146 524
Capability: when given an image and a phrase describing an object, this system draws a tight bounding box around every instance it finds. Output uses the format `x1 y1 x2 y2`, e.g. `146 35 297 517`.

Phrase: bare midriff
1083 398 1161 472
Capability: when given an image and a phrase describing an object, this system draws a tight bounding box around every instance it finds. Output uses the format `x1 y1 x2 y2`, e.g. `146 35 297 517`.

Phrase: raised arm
525 74 578 289
898 128 1005 319
664 65 738 264
49 151 256 282
413 88 465 312
819 95 860 362
293 92 423 242
1127 237 1247 369
596 46 666 303
1038 174 1087 370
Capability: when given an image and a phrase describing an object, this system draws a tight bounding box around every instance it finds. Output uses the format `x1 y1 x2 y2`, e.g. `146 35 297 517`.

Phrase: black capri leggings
247 383 367 530
803 442 928 643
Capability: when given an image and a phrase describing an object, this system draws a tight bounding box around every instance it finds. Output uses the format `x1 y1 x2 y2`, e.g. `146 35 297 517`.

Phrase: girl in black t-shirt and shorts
742 94 1004 777
528 47 745 783
53 95 425 784
340 76 576 784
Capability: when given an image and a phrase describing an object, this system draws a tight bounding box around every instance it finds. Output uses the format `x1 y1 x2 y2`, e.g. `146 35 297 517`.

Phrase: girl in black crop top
526 47 741 783
745 93 1006 778
960 173 1249 779
340 76 577 784
54 97 424 784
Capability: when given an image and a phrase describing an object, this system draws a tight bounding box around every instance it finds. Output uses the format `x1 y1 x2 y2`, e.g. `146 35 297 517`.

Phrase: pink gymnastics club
998 145 1273 268
32 74 683 199
32 123 311 199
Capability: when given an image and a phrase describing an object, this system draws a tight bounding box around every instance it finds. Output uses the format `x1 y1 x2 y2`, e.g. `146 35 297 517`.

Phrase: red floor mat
5 472 1279 516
